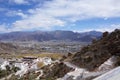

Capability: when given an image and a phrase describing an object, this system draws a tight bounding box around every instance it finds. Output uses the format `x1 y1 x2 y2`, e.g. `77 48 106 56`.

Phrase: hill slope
69 29 120 71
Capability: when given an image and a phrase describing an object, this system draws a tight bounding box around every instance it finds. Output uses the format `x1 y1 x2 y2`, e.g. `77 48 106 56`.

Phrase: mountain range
0 30 102 42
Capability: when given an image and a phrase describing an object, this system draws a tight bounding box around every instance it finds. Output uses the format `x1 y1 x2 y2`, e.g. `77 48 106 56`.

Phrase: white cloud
12 14 65 31
16 12 27 18
40 0 120 21
0 24 11 33
9 0 120 31
9 0 29 4
6 10 27 18
98 24 120 32
74 24 120 32
1 23 120 33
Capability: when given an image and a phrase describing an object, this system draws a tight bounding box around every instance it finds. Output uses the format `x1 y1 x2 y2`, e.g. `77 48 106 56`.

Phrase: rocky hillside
0 42 42 54
69 29 120 71
41 62 73 79
0 42 18 54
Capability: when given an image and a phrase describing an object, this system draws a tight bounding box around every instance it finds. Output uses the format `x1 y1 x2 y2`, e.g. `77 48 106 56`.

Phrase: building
22 56 37 62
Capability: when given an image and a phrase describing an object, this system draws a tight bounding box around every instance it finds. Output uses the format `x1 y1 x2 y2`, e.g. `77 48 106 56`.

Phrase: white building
0 61 10 70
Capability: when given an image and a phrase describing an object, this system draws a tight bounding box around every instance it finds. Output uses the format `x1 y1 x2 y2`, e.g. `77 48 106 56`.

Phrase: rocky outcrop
70 29 120 71
40 62 73 79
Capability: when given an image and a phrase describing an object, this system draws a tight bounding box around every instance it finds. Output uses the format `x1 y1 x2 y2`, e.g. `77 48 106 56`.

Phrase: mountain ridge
0 30 102 42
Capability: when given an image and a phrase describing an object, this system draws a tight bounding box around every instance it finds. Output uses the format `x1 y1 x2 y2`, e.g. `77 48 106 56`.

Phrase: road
62 62 108 80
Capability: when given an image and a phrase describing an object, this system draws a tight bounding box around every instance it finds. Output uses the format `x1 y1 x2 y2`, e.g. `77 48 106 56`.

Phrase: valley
0 29 119 80
0 0 120 80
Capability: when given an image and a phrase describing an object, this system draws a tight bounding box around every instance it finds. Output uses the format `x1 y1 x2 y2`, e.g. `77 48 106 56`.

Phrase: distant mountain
0 30 102 42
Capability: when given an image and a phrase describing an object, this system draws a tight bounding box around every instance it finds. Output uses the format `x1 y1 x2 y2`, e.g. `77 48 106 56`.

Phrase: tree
12 66 20 72
5 65 11 71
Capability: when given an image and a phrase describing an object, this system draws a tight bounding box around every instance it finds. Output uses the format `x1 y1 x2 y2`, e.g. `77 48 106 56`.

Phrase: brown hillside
70 29 120 71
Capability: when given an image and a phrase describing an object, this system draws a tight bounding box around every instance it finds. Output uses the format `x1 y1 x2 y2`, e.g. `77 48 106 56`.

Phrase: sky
0 0 120 33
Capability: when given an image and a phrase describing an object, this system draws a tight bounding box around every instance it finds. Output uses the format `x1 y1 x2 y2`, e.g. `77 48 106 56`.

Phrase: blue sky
0 0 120 33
